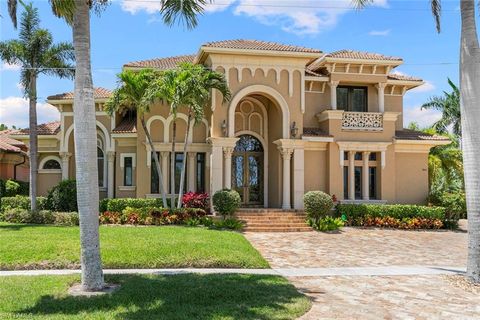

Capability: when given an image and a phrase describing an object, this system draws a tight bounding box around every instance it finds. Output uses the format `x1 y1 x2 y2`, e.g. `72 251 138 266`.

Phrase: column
160 152 169 194
293 147 305 210
187 152 196 192
107 151 115 198
329 80 339 110
279 147 293 209
210 144 224 196
223 147 234 189
362 151 370 200
376 83 387 113
348 151 355 200
59 152 71 180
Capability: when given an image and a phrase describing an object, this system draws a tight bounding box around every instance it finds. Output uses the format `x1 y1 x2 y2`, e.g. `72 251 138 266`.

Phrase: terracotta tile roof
395 129 450 141
0 133 25 152
302 127 332 137
47 87 112 100
202 39 322 54
12 121 60 136
124 54 196 69
326 50 402 61
305 69 324 77
388 73 422 82
112 117 137 133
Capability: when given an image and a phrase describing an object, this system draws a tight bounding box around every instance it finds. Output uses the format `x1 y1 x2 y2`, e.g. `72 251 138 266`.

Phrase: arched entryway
232 134 264 207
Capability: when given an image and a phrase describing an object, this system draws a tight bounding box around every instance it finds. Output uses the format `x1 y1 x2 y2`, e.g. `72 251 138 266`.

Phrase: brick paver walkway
244 227 476 319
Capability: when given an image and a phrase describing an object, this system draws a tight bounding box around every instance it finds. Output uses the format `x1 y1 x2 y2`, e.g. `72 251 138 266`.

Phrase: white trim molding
38 155 62 173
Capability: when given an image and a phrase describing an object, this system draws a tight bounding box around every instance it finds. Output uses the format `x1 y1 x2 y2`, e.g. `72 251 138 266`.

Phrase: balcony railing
341 112 383 131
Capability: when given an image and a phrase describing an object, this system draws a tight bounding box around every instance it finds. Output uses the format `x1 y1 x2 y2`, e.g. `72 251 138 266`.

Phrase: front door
232 135 264 206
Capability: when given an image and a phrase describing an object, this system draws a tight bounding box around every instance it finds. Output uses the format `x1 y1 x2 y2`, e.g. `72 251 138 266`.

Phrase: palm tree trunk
460 0 480 283
170 119 177 209
140 116 168 207
72 0 104 290
28 73 38 212
177 109 192 208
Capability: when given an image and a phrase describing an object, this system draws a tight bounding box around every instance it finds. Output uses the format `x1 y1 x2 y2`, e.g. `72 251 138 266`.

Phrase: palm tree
105 69 168 208
354 0 480 283
422 79 461 137
7 0 210 291
0 3 74 212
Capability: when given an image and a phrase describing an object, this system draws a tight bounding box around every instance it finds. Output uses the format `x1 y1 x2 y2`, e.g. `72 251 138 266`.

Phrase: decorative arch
62 120 111 152
146 115 167 142
228 85 290 138
38 155 62 171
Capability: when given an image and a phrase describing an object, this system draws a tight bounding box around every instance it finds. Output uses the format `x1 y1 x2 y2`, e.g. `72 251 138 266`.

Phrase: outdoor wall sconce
290 121 298 139
221 120 227 137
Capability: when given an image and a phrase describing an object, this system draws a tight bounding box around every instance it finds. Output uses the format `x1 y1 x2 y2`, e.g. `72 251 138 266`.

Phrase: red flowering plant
182 192 209 213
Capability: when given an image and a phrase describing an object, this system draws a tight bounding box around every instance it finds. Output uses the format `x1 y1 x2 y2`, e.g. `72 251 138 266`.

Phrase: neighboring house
3 39 449 208
0 131 29 181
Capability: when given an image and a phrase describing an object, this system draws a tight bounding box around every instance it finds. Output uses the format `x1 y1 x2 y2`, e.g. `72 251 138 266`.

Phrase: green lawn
0 274 311 319
0 223 269 269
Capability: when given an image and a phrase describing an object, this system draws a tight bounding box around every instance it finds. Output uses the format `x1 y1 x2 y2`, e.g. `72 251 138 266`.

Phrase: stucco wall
395 152 429 204
304 150 327 192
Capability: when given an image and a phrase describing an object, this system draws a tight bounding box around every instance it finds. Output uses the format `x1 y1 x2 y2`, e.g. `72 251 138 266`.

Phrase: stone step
246 222 309 228
236 216 307 220
239 220 307 224
236 213 306 217
243 226 313 232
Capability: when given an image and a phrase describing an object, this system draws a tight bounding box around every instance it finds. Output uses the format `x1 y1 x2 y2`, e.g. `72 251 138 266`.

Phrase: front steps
235 209 312 232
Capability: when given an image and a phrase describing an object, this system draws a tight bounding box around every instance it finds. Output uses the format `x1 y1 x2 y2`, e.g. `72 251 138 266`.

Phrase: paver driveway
244 227 479 320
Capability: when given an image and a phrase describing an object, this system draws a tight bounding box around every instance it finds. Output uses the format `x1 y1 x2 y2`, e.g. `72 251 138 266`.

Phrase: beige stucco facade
5 40 450 208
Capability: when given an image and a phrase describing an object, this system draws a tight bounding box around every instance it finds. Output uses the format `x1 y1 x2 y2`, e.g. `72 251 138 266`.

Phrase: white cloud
0 97 59 129
0 62 21 72
368 29 390 36
410 80 436 93
120 0 389 35
403 105 442 129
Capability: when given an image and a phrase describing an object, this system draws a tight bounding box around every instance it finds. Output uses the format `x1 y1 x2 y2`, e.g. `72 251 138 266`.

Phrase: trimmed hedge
336 204 447 229
303 191 334 224
100 198 174 213
1 208 79 226
212 189 241 216
0 195 47 213
100 206 206 225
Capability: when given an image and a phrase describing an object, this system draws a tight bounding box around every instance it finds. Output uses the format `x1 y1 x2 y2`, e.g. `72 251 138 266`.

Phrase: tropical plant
105 69 168 208
422 78 461 137
0 3 74 212
354 0 480 283
144 62 230 208
212 189 241 217
303 191 334 225
7 0 210 291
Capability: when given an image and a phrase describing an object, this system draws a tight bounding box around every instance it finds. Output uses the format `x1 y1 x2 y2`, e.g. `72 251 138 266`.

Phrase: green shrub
213 217 244 230
0 179 5 198
46 179 77 212
101 198 174 213
5 180 20 197
1 208 31 223
336 204 446 229
212 189 241 217
0 208 78 225
53 211 79 226
308 216 344 232
0 195 47 212
303 191 334 224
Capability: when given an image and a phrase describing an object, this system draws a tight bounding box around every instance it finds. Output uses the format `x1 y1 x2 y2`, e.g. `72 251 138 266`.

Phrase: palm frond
351 0 373 9
8 0 18 28
431 0 442 32
160 0 209 29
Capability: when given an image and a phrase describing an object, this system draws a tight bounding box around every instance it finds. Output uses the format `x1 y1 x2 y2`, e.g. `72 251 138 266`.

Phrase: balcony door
337 86 368 112
232 135 264 206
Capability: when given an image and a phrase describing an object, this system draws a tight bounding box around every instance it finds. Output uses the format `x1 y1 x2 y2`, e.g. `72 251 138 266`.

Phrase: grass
0 274 311 320
0 223 269 269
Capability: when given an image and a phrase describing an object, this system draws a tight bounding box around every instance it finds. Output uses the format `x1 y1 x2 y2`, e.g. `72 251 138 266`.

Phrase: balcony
341 112 383 131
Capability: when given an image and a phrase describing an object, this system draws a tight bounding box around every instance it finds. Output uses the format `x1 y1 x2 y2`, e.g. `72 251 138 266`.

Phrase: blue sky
0 0 462 128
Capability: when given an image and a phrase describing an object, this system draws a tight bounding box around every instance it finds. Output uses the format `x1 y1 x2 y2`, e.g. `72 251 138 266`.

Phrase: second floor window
337 86 367 112
124 157 133 187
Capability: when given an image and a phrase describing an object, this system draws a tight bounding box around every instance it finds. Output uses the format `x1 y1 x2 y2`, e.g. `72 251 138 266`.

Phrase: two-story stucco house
6 39 449 209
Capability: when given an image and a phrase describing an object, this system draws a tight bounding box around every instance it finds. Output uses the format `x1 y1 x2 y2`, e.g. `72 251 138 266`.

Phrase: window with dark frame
343 166 349 199
170 153 187 194
337 86 368 112
124 157 133 187
354 166 363 199
196 153 206 193
43 159 61 170
151 152 160 194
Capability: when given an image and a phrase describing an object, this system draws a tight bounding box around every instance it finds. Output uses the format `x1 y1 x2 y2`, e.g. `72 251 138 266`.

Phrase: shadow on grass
0 224 32 231
19 274 309 320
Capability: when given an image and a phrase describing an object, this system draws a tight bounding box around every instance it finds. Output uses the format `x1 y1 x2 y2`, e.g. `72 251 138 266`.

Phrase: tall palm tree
422 79 461 137
0 3 74 212
105 69 168 208
7 0 210 291
354 0 480 283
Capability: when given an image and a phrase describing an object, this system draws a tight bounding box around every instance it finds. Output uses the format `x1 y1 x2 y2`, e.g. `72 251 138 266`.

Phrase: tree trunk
140 117 167 208
72 0 104 290
177 109 192 208
28 74 38 212
460 0 480 283
170 119 177 209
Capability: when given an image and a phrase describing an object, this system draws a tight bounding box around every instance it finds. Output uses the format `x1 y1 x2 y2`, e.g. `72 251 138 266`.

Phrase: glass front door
232 135 264 206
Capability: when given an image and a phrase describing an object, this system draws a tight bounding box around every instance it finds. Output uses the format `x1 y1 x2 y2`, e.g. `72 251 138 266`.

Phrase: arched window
97 138 105 188
43 159 61 170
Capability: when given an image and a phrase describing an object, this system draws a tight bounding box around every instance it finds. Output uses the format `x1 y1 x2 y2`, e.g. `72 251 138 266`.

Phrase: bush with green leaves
308 216 344 232
0 208 78 226
213 217 244 230
0 179 5 198
0 195 47 213
5 180 20 197
99 206 206 225
303 191 334 224
2 179 28 197
100 198 174 213
46 179 77 212
212 189 241 217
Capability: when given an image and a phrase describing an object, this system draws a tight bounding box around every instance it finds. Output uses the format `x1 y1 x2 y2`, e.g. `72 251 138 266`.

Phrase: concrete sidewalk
0 265 465 277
